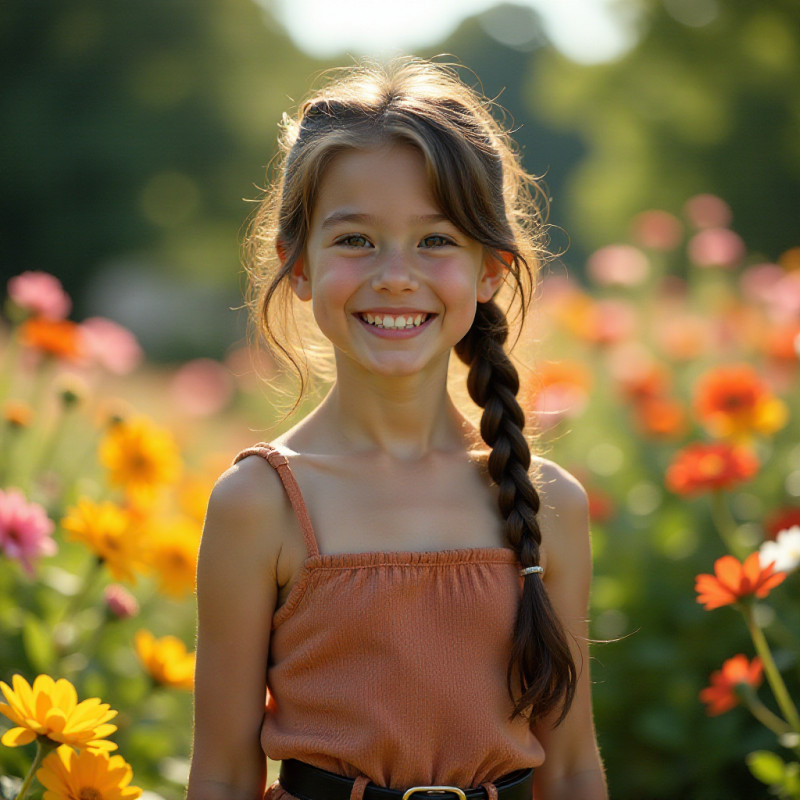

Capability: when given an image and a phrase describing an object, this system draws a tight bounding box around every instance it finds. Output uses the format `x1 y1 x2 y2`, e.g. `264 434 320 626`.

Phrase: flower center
79 788 103 800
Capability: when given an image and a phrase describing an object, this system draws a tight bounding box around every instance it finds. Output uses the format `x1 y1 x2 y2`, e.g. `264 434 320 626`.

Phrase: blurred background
2 2 800 799
2 0 798 360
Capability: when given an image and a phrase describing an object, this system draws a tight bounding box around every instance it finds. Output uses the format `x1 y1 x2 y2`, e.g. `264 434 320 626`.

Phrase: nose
371 248 419 293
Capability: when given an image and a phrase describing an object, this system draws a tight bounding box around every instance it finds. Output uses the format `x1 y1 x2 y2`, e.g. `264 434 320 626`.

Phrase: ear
477 250 510 303
277 239 312 302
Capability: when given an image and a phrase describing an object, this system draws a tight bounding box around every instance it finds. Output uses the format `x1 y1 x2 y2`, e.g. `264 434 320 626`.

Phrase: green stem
743 604 800 734
738 683 792 737
710 491 748 559
0 331 22 403
13 737 58 800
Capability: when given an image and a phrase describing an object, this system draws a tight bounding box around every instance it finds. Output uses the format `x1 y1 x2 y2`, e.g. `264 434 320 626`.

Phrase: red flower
586 488 615 524
666 442 758 495
700 654 763 715
765 507 800 539
695 553 786 610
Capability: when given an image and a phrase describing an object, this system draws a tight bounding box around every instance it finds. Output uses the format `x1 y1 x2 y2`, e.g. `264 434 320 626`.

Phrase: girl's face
290 142 503 380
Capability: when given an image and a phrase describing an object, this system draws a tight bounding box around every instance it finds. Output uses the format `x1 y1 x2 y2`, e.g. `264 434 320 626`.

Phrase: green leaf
783 762 800 798
747 751 786 786
22 612 56 673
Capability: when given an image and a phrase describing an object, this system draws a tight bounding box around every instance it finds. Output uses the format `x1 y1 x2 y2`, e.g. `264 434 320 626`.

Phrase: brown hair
245 57 577 725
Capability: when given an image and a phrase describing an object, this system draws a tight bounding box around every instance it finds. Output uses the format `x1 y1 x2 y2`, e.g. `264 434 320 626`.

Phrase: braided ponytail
455 300 577 726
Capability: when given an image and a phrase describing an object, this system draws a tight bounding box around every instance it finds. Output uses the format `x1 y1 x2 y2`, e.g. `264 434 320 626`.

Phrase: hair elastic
519 566 544 577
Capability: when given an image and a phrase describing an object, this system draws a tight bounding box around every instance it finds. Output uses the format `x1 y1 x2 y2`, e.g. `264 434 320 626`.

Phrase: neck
313 356 471 460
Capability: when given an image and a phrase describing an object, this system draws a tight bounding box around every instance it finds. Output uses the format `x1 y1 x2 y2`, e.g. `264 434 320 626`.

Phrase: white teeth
361 313 428 329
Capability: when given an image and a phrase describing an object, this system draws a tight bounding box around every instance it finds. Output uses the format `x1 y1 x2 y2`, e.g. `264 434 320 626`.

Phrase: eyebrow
319 211 453 229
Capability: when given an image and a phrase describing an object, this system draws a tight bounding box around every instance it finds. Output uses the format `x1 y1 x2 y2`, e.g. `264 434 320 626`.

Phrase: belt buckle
401 787 467 800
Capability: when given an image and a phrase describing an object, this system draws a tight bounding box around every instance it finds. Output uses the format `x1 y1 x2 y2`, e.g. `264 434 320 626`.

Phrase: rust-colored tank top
234 444 545 798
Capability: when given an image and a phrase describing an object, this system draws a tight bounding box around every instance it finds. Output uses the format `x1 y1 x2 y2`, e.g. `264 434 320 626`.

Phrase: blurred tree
431 4 588 267
531 0 800 258
0 0 322 335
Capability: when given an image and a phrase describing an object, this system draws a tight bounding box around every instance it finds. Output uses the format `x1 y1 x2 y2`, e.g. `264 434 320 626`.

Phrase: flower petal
1 726 37 746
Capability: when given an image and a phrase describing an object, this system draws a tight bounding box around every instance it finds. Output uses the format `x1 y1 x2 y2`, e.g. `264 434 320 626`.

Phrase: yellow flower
37 746 141 800
99 416 181 504
61 499 143 583
144 517 201 599
135 630 195 690
0 674 117 750
175 454 228 524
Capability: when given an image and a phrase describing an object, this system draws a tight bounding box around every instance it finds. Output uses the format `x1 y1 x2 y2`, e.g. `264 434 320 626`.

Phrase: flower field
1 194 799 799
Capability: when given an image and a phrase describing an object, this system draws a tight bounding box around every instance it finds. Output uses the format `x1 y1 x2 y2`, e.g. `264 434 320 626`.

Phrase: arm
187 458 284 800
531 461 607 800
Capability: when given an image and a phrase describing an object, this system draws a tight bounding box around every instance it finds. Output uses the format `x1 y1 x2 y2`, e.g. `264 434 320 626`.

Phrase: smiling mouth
357 312 433 330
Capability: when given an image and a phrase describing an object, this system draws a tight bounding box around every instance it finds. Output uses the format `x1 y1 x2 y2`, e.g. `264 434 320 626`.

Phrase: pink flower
80 317 143 375
0 488 57 574
590 299 638 344
684 194 733 229
630 210 683 251
104 584 140 619
170 359 234 417
687 228 746 268
7 271 72 320
769 273 800 320
739 263 785 305
587 245 650 287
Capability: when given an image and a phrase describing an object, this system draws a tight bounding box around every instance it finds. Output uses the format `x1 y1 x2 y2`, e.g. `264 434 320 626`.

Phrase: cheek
309 265 362 330
432 264 481 308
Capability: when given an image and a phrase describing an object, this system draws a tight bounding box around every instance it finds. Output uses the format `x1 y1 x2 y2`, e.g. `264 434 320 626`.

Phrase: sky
269 0 637 64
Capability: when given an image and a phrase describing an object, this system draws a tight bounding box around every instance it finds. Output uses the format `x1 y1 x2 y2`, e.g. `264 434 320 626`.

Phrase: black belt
279 759 534 800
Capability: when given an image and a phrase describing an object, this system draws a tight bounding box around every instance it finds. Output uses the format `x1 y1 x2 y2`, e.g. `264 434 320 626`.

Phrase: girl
188 58 607 800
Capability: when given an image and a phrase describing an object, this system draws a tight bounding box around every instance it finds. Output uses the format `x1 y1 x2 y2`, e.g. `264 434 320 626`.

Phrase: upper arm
531 459 607 798
188 457 284 800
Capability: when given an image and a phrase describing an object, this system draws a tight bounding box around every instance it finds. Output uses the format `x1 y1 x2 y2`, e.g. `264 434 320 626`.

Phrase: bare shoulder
207 453 284 521
530 455 591 579
531 455 589 520
201 453 288 564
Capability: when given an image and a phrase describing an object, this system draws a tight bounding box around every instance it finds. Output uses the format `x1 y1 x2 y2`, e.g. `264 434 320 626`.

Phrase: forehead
311 143 441 225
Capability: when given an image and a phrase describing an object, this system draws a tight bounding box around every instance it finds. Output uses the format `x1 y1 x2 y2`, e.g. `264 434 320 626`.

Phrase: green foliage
531 0 800 258
748 751 800 799
0 0 325 357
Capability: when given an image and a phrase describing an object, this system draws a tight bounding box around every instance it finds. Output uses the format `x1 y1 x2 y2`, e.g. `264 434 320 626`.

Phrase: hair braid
455 301 577 726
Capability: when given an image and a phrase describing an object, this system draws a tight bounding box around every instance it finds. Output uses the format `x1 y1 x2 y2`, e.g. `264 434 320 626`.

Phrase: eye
420 234 455 248
335 234 372 248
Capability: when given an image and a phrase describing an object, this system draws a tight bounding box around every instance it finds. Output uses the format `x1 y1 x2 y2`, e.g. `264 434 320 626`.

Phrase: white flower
759 526 800 574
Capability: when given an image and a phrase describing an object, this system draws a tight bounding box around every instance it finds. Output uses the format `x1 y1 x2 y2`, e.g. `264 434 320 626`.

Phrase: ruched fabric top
233 444 545 799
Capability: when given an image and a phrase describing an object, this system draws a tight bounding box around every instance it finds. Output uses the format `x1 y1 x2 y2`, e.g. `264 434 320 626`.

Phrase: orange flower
616 361 672 403
635 396 687 439
693 364 788 439
700 655 763 715
665 442 758 495
761 321 800 362
695 553 786 610
18 318 85 362
4 400 33 428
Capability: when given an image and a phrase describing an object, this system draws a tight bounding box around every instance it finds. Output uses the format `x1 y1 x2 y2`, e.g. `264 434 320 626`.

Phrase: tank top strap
232 443 320 559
